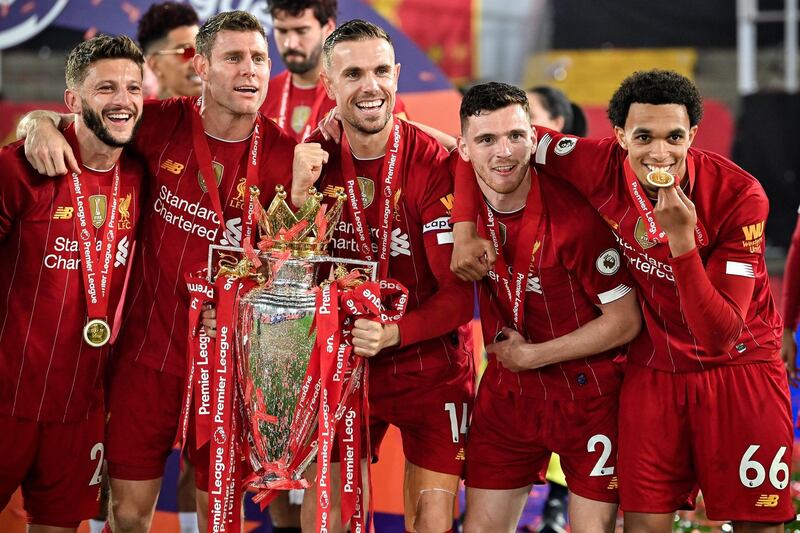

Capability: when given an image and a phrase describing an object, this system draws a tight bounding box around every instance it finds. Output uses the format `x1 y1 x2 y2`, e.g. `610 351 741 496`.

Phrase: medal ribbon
477 168 543 331
623 155 707 246
206 274 253 533
190 103 263 241
277 73 330 142
249 276 408 533
339 118 405 280
178 272 216 453
66 144 122 335
315 283 339 533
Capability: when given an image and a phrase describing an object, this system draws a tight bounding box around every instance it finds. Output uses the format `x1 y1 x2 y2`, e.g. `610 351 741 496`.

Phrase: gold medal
83 318 111 347
645 169 675 188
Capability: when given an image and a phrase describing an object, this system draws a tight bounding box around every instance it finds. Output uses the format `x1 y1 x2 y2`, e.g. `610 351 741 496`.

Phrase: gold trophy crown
251 184 346 257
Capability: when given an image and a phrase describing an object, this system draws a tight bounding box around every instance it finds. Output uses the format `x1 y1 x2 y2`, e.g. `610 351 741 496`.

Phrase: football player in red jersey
18 11 297 533
0 35 145 533
450 71 794 530
456 82 640 533
289 19 474 533
261 0 407 141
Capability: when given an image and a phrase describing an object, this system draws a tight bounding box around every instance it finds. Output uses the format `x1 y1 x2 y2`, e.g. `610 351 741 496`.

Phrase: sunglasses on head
154 46 195 61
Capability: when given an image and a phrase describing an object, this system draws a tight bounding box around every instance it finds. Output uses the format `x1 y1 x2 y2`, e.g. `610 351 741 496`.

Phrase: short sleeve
0 146 35 240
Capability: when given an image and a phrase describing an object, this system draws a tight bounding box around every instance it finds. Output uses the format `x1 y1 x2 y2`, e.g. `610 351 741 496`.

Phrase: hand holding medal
654 180 698 256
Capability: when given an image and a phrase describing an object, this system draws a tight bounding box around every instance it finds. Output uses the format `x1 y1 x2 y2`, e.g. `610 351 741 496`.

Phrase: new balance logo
53 206 73 220
454 448 465 461
115 236 129 267
160 159 185 175
439 193 454 212
742 222 765 241
606 476 618 490
755 494 779 508
390 228 411 257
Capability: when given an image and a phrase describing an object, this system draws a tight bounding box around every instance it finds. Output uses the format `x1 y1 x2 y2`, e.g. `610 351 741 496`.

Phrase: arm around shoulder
17 111 77 176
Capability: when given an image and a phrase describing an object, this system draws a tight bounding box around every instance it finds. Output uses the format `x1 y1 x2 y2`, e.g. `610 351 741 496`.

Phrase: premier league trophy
229 185 373 494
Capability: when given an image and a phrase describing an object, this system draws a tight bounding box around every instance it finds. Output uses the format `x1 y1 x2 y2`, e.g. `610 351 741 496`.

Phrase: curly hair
66 34 144 88
196 10 266 58
460 82 530 133
607 70 704 128
137 2 199 54
268 0 337 26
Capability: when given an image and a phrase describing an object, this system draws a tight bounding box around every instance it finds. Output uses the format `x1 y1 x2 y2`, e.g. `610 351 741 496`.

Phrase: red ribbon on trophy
249 274 408 532
179 269 258 533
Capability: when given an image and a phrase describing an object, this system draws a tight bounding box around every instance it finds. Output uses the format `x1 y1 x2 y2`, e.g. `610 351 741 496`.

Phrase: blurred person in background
262 0 406 141
137 1 201 99
780 209 800 384
526 86 587 138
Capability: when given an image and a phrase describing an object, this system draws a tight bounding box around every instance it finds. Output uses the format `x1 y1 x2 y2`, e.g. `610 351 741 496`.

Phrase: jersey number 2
588 434 615 476
89 442 104 486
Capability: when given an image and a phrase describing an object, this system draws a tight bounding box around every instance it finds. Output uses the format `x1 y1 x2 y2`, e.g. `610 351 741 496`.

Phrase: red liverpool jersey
116 97 296 376
307 123 472 375
0 124 142 422
476 173 633 400
454 128 782 373
261 71 408 142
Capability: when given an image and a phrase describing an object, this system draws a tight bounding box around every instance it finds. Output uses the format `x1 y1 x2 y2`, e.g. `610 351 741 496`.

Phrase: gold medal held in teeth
645 169 675 188
83 318 111 347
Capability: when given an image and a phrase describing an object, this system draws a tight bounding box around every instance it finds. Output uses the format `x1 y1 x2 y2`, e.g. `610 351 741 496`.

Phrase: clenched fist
292 142 329 207
351 318 400 358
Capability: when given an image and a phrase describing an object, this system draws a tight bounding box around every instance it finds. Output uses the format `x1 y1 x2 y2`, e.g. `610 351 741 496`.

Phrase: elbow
619 309 643 345
705 324 745 355
705 339 737 356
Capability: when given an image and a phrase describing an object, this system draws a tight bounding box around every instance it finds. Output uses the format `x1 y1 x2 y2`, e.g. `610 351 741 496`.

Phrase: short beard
282 45 321 75
344 104 392 136
81 102 141 148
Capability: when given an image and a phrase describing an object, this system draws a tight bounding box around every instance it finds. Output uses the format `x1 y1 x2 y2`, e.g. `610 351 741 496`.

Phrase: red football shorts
464 381 619 503
618 360 795 522
106 357 184 480
367 356 475 476
0 409 105 527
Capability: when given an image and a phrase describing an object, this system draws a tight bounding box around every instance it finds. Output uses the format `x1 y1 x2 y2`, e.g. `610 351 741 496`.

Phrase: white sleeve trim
725 261 755 278
597 283 632 304
437 232 454 245
535 133 552 165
